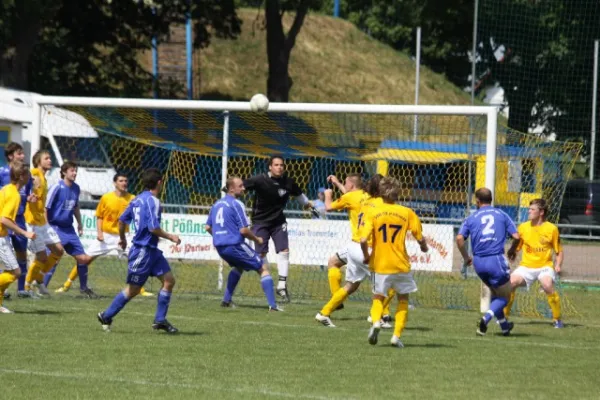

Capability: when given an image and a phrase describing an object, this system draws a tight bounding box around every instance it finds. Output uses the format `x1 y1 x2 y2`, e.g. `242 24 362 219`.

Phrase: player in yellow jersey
360 177 428 348
55 173 154 296
24 150 65 296
505 198 564 328
0 162 36 313
316 174 388 327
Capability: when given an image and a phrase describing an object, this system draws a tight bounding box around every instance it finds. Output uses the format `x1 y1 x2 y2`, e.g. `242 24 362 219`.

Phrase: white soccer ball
250 93 269 113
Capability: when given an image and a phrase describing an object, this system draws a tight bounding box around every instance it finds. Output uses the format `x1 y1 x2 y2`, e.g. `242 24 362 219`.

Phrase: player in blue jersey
206 177 282 311
456 188 520 336
0 143 35 298
44 161 96 297
97 168 181 333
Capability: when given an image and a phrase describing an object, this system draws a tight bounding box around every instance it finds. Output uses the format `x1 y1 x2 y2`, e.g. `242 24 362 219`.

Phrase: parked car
559 179 600 235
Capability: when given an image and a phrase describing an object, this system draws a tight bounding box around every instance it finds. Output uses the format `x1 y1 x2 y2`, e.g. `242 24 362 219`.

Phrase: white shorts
335 247 348 264
512 266 556 289
372 272 418 296
344 241 370 283
0 236 19 271
28 224 61 254
86 233 125 257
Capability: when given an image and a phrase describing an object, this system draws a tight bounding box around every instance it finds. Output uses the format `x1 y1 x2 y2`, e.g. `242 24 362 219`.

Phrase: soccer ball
250 94 269 113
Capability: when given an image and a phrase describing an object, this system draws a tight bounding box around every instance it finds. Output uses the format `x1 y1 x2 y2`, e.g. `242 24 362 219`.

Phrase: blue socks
155 289 172 323
43 265 57 287
17 261 27 291
103 291 130 319
482 296 510 330
223 269 242 303
261 275 277 308
77 264 89 290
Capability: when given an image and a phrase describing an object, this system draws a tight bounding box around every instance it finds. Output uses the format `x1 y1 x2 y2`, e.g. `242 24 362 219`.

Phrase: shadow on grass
16 309 64 315
519 320 582 328
405 343 454 349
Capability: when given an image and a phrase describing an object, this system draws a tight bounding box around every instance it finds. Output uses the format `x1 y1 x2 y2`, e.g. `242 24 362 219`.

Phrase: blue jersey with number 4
120 191 161 248
458 205 517 257
207 195 249 246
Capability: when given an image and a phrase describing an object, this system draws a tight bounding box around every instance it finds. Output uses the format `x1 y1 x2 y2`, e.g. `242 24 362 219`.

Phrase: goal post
28 95 580 316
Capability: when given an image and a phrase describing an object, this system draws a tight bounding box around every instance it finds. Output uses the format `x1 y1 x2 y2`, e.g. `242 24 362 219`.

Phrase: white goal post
30 95 497 311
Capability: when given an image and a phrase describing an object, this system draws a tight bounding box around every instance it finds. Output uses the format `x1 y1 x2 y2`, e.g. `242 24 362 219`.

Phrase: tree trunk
265 0 309 103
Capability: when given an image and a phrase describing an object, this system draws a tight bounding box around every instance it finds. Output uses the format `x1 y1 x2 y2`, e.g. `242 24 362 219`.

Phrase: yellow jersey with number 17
25 168 47 226
517 221 562 269
361 203 423 274
96 191 136 234
0 184 22 237
329 189 367 242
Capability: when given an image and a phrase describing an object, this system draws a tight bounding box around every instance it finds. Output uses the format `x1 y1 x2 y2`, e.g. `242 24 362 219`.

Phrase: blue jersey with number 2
458 205 517 257
207 195 249 246
120 191 161 248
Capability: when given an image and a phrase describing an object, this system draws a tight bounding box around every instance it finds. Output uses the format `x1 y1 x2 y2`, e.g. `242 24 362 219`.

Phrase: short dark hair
32 150 50 168
268 155 284 166
530 198 548 217
60 161 77 179
5 142 23 161
366 174 384 197
113 172 128 182
475 187 493 204
10 161 30 183
142 168 162 190
346 173 363 189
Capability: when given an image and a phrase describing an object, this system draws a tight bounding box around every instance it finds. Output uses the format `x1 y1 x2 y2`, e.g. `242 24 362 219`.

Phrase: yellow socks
62 266 79 289
320 287 349 316
393 299 409 338
382 289 395 316
504 290 516 318
41 253 62 273
0 272 17 299
26 260 45 288
547 291 561 321
327 267 342 295
370 298 384 326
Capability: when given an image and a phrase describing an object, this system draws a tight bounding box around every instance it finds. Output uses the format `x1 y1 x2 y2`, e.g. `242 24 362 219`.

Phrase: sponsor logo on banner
76 210 453 271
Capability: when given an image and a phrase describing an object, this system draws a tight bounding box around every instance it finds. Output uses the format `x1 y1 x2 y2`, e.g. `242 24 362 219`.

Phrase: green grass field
1 260 600 399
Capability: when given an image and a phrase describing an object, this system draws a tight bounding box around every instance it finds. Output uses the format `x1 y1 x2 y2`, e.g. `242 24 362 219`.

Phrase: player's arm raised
327 175 347 194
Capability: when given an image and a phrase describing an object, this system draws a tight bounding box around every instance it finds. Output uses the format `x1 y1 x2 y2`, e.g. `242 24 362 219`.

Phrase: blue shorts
216 242 263 272
126 245 171 286
10 215 28 253
53 225 85 256
473 254 510 288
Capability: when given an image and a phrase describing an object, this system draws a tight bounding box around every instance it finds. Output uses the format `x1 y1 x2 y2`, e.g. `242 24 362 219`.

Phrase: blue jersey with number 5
120 191 161 248
458 205 517 257
207 195 249 246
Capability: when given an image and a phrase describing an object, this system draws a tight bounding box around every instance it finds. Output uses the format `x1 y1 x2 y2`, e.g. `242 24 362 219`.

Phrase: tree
0 0 241 97
264 0 323 102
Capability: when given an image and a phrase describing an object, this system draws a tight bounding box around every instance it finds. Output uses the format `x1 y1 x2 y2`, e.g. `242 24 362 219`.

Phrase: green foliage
0 0 241 96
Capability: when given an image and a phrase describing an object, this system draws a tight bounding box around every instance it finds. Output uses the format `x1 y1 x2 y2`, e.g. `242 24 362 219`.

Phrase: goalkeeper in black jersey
243 156 317 302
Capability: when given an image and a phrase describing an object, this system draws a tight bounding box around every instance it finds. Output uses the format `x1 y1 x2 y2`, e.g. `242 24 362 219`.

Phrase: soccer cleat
390 336 404 348
382 314 393 323
368 323 381 345
97 312 112 332
268 305 284 312
140 290 155 297
55 286 69 293
17 290 32 298
367 315 372 323
276 287 291 303
37 284 50 296
476 317 488 336
152 320 179 334
553 320 564 329
81 288 99 299
381 320 393 329
3 292 11 300
315 313 336 328
220 301 236 308
0 306 14 314
502 321 515 337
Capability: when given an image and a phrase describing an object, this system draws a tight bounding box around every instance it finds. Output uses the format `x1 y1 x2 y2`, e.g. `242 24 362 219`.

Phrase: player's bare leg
504 274 526 318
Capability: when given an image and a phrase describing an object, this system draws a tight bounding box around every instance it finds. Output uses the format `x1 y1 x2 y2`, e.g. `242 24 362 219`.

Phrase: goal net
34 98 582 317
